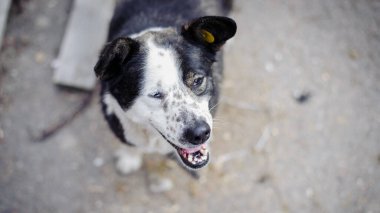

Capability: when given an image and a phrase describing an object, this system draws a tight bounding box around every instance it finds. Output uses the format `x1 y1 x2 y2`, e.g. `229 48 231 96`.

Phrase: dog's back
108 0 233 40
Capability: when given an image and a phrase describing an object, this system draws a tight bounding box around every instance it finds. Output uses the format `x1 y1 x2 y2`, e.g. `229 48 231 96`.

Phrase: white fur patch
143 39 180 95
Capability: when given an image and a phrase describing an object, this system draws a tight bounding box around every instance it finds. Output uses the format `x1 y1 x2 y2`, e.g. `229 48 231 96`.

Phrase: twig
32 86 97 142
255 126 270 151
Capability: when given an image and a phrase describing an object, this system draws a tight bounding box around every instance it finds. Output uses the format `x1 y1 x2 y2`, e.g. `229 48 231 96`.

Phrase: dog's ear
181 16 236 50
94 37 137 81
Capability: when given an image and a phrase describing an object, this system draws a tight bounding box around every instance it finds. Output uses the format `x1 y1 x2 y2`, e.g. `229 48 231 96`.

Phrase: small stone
93 157 104 167
265 62 274 72
274 52 283 61
271 127 279 137
149 175 173 193
114 181 128 193
48 0 58 9
35 51 46 64
88 184 105 193
348 49 358 60
321 72 330 82
222 132 232 141
356 178 364 188
336 115 347 125
306 188 314 198
189 181 201 198
0 128 4 140
257 174 271 184
164 204 180 213
35 16 50 28
292 90 311 104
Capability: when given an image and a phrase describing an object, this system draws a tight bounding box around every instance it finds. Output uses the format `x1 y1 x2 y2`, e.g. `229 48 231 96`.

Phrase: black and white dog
94 0 236 174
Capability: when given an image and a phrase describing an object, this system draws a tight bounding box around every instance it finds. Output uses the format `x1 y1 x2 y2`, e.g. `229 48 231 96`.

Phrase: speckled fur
94 0 236 171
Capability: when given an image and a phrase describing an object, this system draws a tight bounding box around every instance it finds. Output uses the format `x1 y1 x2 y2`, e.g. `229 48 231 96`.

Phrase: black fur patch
106 113 131 145
101 95 133 145
101 47 146 110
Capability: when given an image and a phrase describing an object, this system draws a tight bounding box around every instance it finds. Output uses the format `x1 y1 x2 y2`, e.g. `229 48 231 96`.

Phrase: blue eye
149 92 164 99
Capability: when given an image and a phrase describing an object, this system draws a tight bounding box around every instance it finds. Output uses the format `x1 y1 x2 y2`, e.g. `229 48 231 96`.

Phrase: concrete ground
1 0 379 212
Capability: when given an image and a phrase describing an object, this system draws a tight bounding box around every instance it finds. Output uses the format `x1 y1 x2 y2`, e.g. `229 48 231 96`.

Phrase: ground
0 0 380 212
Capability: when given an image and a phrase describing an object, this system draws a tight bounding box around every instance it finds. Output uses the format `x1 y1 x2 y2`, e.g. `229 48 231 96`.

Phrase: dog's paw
114 149 142 175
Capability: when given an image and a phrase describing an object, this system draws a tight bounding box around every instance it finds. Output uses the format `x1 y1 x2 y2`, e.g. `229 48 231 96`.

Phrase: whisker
212 118 225 122
212 122 228 127
212 120 227 125
209 102 221 111
212 118 227 124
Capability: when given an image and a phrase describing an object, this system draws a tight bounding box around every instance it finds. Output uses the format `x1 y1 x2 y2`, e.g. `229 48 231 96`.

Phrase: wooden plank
53 0 115 90
0 0 11 49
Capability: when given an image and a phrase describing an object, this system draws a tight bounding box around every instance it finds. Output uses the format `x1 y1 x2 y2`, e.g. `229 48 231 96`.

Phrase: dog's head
95 16 236 169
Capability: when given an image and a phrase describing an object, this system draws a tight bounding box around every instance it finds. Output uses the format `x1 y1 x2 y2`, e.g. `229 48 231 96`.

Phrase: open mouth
176 144 209 169
153 127 210 169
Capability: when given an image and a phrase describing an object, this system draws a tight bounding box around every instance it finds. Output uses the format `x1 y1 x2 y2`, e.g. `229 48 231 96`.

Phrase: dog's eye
193 76 204 87
184 72 208 96
148 92 164 99
192 76 207 95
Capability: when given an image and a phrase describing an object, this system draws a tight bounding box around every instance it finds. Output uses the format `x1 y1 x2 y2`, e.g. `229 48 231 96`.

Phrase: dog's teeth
200 149 208 156
201 156 207 161
188 155 193 162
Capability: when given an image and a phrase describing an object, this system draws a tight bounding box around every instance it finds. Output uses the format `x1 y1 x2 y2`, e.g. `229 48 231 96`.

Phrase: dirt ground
1 0 380 212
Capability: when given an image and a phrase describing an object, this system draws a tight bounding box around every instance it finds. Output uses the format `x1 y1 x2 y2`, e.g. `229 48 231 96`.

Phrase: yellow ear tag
200 29 215 43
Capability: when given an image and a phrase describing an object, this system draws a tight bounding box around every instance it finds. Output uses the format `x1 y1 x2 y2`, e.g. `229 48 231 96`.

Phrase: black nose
184 120 211 145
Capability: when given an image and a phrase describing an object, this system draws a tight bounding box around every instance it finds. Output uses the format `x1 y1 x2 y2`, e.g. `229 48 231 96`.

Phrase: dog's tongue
183 144 206 154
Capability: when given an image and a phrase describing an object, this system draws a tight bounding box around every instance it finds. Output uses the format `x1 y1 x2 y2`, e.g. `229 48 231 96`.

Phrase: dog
94 0 236 174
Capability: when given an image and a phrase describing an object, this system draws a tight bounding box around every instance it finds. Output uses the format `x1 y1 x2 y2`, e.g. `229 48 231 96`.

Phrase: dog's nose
184 120 211 145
